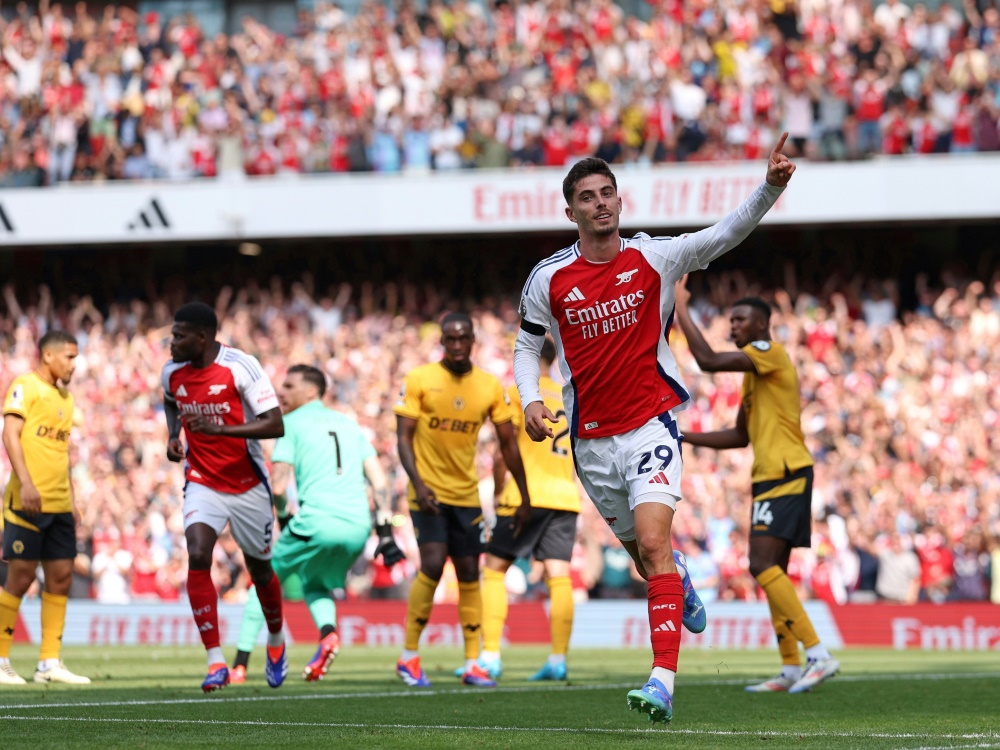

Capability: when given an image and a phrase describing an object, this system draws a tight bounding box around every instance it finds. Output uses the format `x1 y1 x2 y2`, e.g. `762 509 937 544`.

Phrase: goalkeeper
231 365 404 683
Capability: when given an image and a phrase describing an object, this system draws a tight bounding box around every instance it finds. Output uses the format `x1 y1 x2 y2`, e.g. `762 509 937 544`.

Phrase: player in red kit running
514 134 795 724
161 302 287 692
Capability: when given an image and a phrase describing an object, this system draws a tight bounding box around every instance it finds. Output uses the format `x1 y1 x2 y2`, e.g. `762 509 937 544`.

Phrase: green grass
1 645 997 749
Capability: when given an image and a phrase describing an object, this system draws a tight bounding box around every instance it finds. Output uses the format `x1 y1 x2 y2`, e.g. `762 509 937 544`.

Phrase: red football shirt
161 346 279 494
517 182 784 438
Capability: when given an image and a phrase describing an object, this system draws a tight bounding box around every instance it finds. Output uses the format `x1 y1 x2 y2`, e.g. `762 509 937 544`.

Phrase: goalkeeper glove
374 510 405 567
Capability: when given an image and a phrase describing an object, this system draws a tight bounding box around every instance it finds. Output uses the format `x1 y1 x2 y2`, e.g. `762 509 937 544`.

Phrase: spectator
91 536 134 604
854 67 886 157
678 537 719 604
918 529 955 603
875 533 921 604
122 142 151 180
951 527 991 601
847 523 880 603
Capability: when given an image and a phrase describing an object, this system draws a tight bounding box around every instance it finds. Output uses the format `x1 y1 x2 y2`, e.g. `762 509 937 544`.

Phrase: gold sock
404 572 438 652
547 576 574 656
759 576 800 666
40 592 69 661
481 568 507 654
0 590 22 659
756 565 821 651
458 581 483 660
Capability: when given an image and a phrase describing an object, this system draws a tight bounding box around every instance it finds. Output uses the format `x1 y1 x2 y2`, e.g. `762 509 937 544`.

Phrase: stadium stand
0 0 998 187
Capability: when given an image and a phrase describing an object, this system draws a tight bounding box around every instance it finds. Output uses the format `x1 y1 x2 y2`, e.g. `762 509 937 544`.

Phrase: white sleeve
161 361 178 403
233 354 280 416
641 181 784 282
518 270 553 335
514 328 544 408
515 268 553 407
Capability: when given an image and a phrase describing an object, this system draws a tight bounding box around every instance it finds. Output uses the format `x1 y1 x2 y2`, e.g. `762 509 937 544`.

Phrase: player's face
169 322 204 362
729 305 766 348
45 343 79 384
566 174 621 238
441 321 474 367
279 372 312 413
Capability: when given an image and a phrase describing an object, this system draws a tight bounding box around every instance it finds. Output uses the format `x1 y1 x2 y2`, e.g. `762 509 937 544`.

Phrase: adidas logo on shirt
176 385 188 397
563 287 586 303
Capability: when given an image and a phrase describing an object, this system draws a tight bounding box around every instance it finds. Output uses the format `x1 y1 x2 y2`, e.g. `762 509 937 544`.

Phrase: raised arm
657 133 794 279
675 276 755 373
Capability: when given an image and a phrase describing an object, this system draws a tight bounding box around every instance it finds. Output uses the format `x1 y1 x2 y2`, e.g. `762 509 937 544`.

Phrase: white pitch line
1 670 997 712
0 681 637 710
0 715 997 741
0 716 657 733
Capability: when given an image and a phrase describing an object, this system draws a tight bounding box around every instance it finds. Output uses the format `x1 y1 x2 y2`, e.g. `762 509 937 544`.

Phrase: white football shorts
182 481 274 560
573 411 684 542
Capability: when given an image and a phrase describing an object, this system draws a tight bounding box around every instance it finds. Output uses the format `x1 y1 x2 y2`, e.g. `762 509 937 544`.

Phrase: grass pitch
1 645 997 749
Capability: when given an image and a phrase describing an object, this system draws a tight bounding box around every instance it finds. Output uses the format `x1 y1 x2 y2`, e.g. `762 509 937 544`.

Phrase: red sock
648 573 684 671
187 569 220 650
256 572 284 635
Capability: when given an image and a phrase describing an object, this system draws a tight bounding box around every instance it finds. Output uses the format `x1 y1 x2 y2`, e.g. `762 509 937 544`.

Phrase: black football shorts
749 466 814 548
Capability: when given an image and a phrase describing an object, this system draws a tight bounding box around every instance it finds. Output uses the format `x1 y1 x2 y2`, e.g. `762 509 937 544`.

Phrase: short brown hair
562 158 617 205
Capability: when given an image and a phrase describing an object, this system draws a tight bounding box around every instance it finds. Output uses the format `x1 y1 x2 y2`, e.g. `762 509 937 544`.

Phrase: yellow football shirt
740 340 814 484
3 372 74 514
497 377 580 514
394 362 513 508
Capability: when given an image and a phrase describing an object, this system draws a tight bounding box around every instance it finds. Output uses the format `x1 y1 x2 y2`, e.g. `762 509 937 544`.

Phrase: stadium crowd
0 265 998 606
1 0 1000 187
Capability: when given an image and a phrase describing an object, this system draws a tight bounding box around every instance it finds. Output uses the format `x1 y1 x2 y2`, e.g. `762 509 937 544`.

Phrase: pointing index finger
772 131 788 158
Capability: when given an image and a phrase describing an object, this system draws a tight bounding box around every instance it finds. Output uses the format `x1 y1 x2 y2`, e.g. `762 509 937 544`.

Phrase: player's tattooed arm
164 398 184 462
364 454 392 518
366 455 405 566
271 462 293 528
373 486 391 517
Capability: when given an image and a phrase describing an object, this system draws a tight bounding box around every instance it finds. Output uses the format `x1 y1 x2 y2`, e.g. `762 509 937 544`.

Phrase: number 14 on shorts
752 500 774 529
